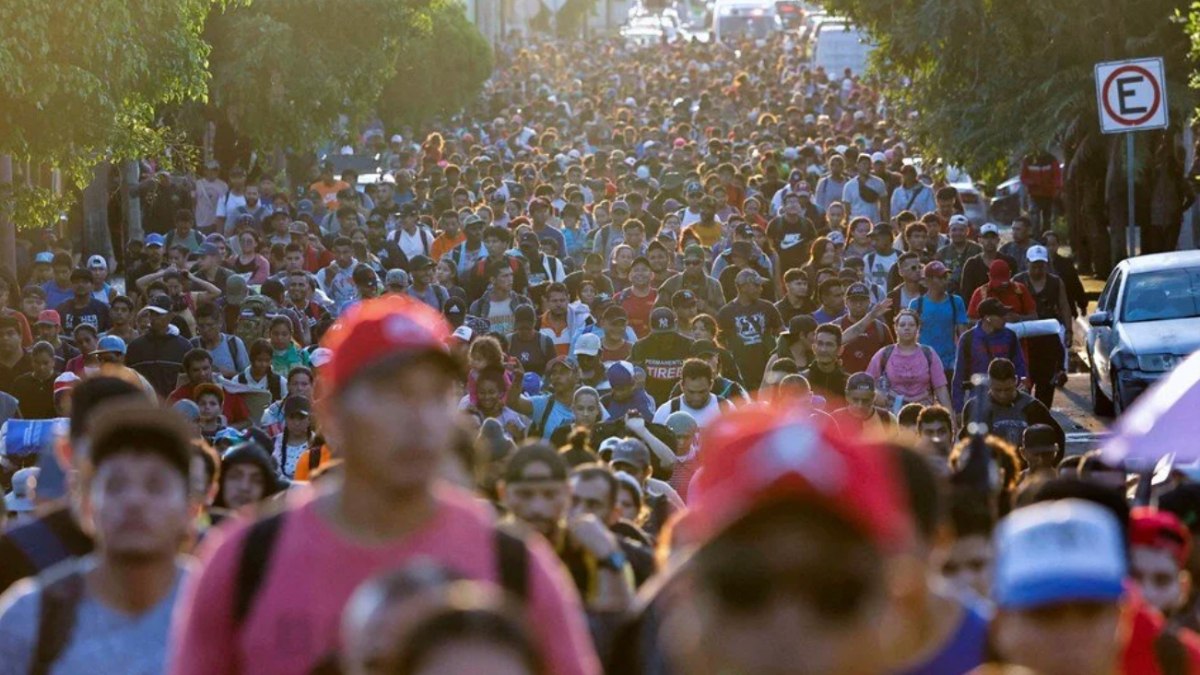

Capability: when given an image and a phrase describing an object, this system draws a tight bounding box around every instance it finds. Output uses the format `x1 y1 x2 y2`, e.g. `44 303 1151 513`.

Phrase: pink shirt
167 485 600 675
866 344 948 404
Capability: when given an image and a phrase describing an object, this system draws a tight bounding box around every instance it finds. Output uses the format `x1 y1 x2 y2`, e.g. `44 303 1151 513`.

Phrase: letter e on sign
1095 58 1169 134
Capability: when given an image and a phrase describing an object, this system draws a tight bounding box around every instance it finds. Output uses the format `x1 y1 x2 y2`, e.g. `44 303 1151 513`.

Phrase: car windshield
1120 268 1200 323
719 15 774 39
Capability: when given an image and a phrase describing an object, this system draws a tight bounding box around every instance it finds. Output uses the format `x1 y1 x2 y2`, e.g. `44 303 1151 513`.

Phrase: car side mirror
1088 311 1112 328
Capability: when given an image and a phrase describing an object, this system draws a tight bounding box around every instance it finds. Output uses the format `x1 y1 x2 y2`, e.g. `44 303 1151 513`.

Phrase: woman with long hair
608 244 635 294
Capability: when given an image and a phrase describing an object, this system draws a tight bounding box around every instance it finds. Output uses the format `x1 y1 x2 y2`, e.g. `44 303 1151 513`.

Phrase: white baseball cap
870 152 887 163
979 222 1000 237
1026 245 1050 263
993 499 1126 609
949 214 971 229
574 333 601 357
86 254 107 270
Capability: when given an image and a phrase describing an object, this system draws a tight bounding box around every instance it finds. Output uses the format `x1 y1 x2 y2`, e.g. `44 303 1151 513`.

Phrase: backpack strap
1155 625 1189 675
530 397 555 439
670 397 682 414
33 566 87 675
308 445 322 473
233 511 287 626
880 344 896 374
494 525 528 602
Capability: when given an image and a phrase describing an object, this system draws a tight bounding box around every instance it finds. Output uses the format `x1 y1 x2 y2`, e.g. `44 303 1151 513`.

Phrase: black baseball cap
691 339 719 357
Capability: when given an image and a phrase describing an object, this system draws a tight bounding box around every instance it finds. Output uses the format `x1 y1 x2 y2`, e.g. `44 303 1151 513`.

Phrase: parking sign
1095 58 1169 134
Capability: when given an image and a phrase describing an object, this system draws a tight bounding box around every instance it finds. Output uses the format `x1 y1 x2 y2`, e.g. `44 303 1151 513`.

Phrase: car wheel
1111 372 1125 417
1091 364 1115 417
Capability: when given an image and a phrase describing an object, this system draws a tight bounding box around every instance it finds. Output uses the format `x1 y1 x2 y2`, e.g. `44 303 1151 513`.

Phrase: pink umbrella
1102 350 1200 464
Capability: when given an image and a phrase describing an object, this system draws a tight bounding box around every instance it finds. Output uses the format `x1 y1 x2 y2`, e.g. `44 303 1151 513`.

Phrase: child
194 383 228 444
234 339 287 401
272 395 315 479
268 316 310 376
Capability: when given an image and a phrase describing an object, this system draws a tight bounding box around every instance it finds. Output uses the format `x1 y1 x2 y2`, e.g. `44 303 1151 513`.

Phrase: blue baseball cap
522 372 543 396
145 233 166 248
33 252 54 265
92 335 126 356
993 499 1127 609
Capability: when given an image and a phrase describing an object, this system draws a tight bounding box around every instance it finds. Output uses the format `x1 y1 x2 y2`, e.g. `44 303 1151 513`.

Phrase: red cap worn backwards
320 295 453 396
1130 507 1192 568
690 401 913 552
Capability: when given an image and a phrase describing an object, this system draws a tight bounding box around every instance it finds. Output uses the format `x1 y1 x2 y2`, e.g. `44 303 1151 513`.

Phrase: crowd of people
0 31 1188 675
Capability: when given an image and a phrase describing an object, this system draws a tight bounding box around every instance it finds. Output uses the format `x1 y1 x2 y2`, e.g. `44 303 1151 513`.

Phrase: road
1051 373 1111 457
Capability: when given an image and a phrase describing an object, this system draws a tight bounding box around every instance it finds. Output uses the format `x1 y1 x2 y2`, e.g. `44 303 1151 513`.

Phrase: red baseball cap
1130 507 1192 568
923 260 949 278
988 259 1011 284
319 295 455 396
36 310 61 327
689 401 913 552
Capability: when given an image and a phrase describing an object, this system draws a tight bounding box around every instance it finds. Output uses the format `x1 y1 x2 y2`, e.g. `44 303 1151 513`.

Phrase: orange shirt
293 445 333 481
309 180 350 211
430 232 466 262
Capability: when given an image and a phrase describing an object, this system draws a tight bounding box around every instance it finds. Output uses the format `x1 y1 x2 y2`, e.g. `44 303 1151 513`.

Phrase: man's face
484 236 506 258
187 358 213 385
335 244 353 267
935 534 992 598
821 285 845 312
919 420 952 457
1029 260 1048 278
503 469 569 538
829 157 845 175
86 453 190 560
322 360 459 498
53 265 71 286
245 186 260 206
0 327 22 354
683 255 705 278
738 280 762 303
846 296 870 320
546 291 568 318
990 377 1019 406
285 251 305 272
625 227 645 249
907 230 928 253
222 463 266 510
925 274 947 295
981 234 999 254
21 294 45 317
251 351 272 375
34 322 57 343
493 268 514 293
1012 220 1030 243
571 475 617 526
813 332 840 365
682 376 713 409
630 263 652 288
949 223 968 244
413 265 433 285
993 602 1122 675
549 364 578 394
73 276 92 299
846 388 875 419
936 197 956 216
196 316 220 342
288 275 310 302
1130 545 1188 615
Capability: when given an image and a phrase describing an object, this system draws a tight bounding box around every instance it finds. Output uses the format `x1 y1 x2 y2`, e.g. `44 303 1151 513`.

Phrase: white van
711 0 780 44
811 21 874 75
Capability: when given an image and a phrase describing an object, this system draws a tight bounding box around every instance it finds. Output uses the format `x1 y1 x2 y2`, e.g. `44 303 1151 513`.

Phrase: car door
1092 267 1124 385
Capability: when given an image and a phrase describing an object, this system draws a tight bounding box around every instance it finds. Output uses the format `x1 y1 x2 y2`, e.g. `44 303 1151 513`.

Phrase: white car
1087 250 1200 415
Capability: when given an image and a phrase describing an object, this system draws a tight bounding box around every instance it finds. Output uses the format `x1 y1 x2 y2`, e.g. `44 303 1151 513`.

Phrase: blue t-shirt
601 389 656 420
891 598 989 675
810 306 845 325
529 394 573 439
910 293 967 370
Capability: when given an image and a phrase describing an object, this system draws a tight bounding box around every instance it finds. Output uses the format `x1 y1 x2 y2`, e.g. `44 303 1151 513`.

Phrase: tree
823 0 1195 275
0 0 213 267
377 0 494 132
205 0 464 158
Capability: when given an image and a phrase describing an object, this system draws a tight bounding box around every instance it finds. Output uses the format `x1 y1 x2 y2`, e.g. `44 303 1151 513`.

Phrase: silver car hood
1118 317 1200 355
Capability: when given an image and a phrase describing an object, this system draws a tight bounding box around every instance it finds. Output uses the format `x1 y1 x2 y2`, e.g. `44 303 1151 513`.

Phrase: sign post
1095 57 1169 259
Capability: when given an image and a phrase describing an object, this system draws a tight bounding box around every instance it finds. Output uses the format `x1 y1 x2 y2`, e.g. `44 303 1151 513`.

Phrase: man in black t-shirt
717 269 783 392
55 269 111 333
768 191 818 274
631 308 694 405
803 323 850 408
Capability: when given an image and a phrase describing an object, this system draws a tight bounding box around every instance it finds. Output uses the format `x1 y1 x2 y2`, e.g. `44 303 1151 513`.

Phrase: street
1054 373 1110 457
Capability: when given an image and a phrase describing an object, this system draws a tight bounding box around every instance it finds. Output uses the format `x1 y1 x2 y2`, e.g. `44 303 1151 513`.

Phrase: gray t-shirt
0 557 189 675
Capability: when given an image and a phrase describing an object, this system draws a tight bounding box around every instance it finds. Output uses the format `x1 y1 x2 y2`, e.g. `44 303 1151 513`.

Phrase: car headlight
1136 354 1179 372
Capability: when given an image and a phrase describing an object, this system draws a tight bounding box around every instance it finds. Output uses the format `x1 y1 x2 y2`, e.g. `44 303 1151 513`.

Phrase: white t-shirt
653 394 722 428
